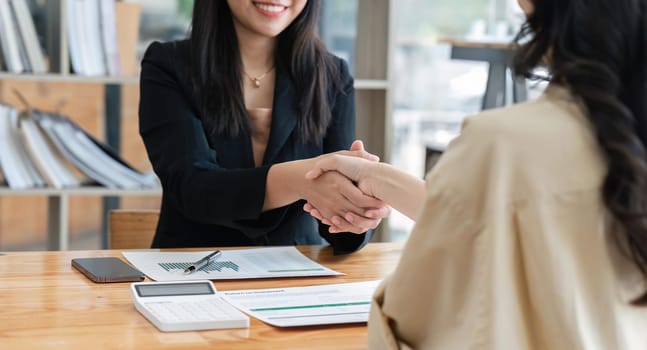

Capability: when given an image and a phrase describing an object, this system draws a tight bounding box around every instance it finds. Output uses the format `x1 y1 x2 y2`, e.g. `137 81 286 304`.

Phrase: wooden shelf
0 72 139 84
0 73 387 90
0 185 161 251
0 186 162 196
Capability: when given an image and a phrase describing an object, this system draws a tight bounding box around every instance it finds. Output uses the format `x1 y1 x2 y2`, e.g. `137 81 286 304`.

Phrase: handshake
302 140 392 234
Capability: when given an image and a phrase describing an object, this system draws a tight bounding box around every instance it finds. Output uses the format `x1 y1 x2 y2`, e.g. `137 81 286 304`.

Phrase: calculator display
135 282 215 297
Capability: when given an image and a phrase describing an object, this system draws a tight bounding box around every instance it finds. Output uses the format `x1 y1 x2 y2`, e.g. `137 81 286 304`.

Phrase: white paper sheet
123 247 342 281
221 280 381 327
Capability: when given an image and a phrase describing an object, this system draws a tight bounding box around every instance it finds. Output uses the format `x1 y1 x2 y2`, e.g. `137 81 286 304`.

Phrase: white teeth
255 3 285 12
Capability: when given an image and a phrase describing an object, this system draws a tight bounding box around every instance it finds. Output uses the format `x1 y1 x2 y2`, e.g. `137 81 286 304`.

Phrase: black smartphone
71 257 145 283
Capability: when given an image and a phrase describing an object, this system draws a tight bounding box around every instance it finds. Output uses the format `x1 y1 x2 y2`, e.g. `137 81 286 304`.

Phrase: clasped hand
302 141 390 234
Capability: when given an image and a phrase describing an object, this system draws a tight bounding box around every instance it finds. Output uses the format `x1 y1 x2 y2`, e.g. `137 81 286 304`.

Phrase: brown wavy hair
513 0 647 304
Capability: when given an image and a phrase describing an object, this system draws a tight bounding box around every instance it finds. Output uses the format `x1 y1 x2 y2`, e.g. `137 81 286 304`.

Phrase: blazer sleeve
139 42 271 225
317 58 375 254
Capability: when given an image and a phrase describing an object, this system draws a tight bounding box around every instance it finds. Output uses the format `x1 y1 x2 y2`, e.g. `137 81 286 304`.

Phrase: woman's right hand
305 150 427 222
300 167 386 234
301 141 388 233
265 140 386 233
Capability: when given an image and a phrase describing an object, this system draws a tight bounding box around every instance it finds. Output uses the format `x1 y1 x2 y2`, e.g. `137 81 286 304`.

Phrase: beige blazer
368 85 647 349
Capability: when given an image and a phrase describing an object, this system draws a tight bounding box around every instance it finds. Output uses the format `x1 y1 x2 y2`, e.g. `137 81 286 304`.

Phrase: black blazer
139 40 373 254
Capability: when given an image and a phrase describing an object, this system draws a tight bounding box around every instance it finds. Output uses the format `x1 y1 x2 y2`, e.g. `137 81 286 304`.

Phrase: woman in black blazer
138 0 388 253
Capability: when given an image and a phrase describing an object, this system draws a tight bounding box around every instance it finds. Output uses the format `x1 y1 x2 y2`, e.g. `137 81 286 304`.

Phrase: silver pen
183 250 221 274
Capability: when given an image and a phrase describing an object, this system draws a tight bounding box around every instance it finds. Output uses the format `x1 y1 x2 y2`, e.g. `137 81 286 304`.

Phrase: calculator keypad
143 299 238 323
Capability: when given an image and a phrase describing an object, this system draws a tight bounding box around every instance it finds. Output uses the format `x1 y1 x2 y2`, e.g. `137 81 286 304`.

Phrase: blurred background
0 0 546 250
320 0 542 240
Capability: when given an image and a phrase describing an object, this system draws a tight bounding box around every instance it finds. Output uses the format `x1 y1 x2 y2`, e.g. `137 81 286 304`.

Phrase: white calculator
130 280 249 332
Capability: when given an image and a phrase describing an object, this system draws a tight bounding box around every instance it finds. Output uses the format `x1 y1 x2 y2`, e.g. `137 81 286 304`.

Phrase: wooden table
0 242 403 349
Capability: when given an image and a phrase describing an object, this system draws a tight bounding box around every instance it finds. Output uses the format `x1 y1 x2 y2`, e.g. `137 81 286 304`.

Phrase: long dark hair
514 0 647 304
189 0 342 143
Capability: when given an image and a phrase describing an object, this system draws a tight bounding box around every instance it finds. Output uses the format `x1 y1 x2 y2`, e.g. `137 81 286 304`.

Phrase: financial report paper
123 247 342 281
221 280 381 327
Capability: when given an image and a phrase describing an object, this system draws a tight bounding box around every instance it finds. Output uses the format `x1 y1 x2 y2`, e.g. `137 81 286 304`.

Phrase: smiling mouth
253 2 288 13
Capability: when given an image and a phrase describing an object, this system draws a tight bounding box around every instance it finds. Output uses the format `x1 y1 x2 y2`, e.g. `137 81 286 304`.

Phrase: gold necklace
244 66 275 88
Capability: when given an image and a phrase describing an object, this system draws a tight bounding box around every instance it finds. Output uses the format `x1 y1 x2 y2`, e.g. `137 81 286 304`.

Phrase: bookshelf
0 0 153 250
0 0 394 250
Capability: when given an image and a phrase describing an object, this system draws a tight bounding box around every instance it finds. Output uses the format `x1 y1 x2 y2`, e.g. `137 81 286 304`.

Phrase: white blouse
247 107 272 167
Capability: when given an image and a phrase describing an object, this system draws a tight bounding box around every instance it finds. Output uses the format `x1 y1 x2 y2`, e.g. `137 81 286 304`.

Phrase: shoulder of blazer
324 54 354 108
330 54 353 88
142 39 198 113
319 53 353 101
143 40 181 69
143 39 191 84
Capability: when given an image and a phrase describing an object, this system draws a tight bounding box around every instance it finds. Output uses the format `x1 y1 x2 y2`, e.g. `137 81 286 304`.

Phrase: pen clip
184 250 221 275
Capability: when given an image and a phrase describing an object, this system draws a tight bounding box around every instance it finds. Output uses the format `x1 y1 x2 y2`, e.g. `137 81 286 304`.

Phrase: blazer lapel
263 66 297 164
195 95 255 169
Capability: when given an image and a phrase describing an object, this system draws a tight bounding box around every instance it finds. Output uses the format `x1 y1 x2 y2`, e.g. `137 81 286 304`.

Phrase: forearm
369 163 426 220
263 159 313 211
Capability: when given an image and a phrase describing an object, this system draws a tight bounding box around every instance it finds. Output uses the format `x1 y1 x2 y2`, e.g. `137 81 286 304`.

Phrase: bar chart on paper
123 247 343 281
159 261 240 273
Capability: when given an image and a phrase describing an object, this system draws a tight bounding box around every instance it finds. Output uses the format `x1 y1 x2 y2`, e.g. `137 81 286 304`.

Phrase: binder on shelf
81 0 106 76
67 0 121 76
0 103 158 191
9 0 33 73
0 0 25 73
0 105 46 189
36 114 111 187
99 0 121 76
66 0 86 76
12 14 32 73
34 111 159 189
67 0 92 75
19 115 81 188
0 0 139 77
10 0 47 73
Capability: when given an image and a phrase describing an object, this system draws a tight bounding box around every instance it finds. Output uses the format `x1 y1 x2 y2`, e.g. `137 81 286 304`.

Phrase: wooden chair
108 209 159 249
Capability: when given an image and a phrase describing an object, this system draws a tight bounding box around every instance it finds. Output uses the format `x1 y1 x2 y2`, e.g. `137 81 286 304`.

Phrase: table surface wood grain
0 242 404 349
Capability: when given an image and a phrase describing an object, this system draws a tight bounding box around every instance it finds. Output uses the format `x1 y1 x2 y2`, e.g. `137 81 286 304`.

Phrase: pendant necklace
244 66 275 88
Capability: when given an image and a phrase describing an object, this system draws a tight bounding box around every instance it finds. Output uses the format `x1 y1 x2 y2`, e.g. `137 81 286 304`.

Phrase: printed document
123 247 342 281
221 280 381 327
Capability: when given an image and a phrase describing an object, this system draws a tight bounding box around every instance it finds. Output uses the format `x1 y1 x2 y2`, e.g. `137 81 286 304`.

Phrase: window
389 0 527 240
124 0 193 60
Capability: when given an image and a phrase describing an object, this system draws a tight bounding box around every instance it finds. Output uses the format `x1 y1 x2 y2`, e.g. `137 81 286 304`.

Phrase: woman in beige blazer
305 0 647 348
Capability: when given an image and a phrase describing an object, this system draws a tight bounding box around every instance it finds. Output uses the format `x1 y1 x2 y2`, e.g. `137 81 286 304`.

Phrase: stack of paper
222 280 381 327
